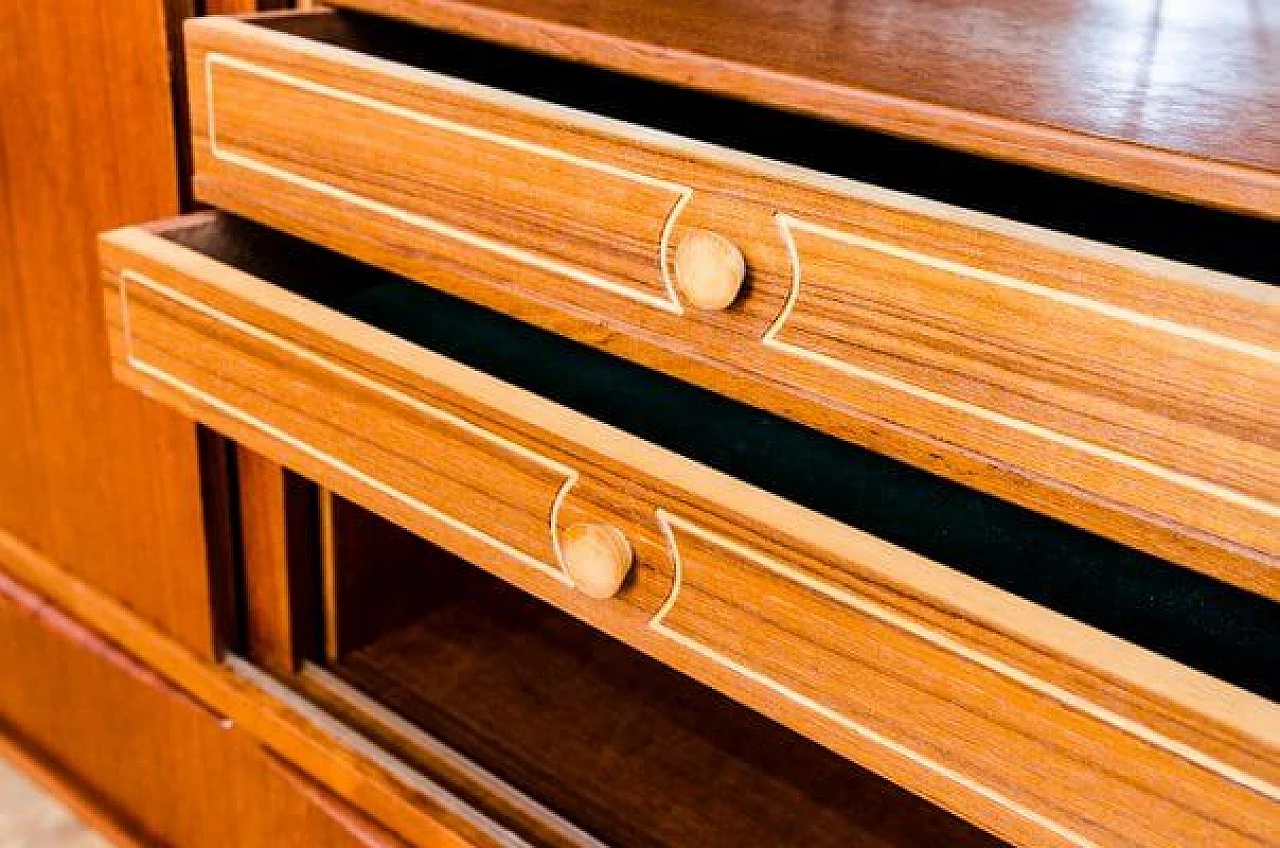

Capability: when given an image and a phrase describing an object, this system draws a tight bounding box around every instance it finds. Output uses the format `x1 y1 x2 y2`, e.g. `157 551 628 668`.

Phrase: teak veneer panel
0 0 216 655
184 14 1279 598
327 0 1280 217
100 219 1280 848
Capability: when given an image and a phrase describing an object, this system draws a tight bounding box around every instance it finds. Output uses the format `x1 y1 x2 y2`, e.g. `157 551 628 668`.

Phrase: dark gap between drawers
253 11 1279 284
164 213 1279 700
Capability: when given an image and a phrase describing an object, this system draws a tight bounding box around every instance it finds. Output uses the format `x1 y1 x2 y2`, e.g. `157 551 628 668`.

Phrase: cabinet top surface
334 0 1280 216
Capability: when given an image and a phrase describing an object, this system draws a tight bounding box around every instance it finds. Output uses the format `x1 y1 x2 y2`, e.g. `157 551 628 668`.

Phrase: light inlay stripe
119 268 577 586
652 509 1280 809
204 52 693 315
767 213 1280 521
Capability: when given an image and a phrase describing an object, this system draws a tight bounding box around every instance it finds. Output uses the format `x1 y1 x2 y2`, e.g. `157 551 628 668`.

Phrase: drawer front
185 15 1279 598
101 219 1280 848
201 50 686 314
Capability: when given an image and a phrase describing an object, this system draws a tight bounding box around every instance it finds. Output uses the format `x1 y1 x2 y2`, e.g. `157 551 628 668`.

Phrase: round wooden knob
561 522 633 599
673 229 746 310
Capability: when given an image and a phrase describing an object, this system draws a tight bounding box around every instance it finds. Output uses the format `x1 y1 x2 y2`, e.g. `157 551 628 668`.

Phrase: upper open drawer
184 12 1278 598
100 212 1278 848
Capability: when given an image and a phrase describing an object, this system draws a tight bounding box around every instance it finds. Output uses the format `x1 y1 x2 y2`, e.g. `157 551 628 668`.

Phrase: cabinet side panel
0 0 216 653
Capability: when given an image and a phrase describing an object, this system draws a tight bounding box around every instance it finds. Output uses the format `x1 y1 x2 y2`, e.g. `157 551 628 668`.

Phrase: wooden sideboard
1 1 1275 846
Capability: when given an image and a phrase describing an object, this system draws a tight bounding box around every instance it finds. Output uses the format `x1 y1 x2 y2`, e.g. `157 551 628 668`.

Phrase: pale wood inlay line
651 508 1280 805
119 268 577 586
204 52 693 315
774 215 1279 360
767 213 1280 522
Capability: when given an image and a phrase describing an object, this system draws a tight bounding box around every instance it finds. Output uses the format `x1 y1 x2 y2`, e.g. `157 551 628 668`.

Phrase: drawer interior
164 213 1279 701
312 496 1007 848
252 11 1277 283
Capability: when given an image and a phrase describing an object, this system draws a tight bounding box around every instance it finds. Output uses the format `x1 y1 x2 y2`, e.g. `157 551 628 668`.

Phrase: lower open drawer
99 213 1280 847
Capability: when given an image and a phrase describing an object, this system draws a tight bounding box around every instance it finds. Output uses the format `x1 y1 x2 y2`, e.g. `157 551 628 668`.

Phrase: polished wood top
331 0 1280 218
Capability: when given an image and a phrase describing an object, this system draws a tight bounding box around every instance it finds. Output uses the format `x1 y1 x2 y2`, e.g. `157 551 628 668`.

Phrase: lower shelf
321 500 1004 848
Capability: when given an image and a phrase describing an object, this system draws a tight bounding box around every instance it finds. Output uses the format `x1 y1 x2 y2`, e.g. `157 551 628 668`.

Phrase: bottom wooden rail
0 526 511 848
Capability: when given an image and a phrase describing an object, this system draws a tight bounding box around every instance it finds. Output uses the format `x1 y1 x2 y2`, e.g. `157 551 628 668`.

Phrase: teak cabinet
1 2 1276 847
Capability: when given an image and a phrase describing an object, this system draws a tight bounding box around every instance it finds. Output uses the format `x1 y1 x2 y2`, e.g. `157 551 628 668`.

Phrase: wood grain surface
239 449 322 676
0 0 216 655
184 14 1279 598
314 495 610 848
0 565 413 848
99 219 1280 848
0 526 504 848
322 493 450 660
324 0 1280 217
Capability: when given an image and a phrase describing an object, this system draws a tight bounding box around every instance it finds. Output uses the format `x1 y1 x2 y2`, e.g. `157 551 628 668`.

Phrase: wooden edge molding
323 1 1279 218
259 747 415 847
0 527 515 848
296 659 607 848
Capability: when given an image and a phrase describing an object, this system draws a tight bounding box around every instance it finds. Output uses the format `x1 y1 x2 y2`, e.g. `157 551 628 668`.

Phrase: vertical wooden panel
239 447 321 675
0 0 217 653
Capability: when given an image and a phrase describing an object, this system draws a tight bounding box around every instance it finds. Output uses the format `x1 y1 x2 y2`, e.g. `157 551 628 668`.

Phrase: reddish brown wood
0 567 420 848
98 218 1280 848
206 0 293 12
331 0 1280 216
261 753 414 848
0 0 216 655
0 525 492 848
181 15 1280 595
239 447 322 676
329 510 1007 848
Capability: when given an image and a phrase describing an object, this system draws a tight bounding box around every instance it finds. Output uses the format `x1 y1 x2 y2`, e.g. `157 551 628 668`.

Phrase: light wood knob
673 229 746 310
561 522 633 599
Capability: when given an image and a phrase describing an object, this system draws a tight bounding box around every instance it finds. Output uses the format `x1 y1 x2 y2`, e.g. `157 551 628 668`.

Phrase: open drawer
182 11 1280 595
100 213 1279 847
